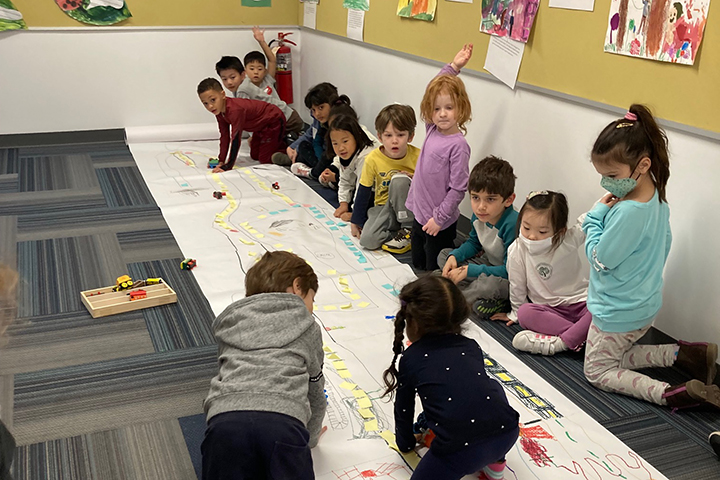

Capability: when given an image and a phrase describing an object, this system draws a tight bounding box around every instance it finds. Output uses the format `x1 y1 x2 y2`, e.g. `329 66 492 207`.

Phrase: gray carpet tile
0 148 19 175
19 154 100 192
117 228 183 264
127 259 215 352
0 215 17 268
16 233 127 317
12 418 197 480
0 173 18 193
11 345 216 446
96 167 156 208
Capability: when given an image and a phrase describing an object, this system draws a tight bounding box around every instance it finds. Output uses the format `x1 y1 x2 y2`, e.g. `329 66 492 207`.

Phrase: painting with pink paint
604 0 711 65
479 0 540 43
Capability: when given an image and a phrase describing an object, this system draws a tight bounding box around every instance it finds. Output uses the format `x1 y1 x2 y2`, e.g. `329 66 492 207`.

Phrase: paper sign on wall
484 34 525 89
347 8 365 41
549 0 594 10
304 2 317 29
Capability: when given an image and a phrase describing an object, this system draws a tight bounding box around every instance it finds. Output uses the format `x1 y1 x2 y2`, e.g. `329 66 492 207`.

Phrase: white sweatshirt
506 215 589 322
332 126 380 204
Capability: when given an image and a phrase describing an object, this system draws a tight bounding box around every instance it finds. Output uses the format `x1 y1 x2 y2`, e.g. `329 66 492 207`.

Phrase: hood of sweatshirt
213 292 315 351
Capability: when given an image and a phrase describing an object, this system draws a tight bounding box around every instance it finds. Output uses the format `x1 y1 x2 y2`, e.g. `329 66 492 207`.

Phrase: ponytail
629 104 670 203
591 103 670 203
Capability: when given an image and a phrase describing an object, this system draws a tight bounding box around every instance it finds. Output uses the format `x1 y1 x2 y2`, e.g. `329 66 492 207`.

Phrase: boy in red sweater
197 78 286 172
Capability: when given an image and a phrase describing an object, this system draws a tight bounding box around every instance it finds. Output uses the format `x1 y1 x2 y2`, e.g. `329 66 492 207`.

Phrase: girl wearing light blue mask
491 191 591 357
582 104 720 410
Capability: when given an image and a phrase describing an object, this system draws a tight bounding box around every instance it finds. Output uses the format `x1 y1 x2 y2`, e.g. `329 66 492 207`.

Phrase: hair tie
624 112 638 121
527 190 548 200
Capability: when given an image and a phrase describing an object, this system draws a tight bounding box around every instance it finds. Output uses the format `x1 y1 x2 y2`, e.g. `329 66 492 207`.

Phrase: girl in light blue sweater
582 104 720 410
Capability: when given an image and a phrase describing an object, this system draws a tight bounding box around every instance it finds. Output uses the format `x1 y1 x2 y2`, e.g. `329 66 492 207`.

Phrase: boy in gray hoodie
202 251 326 480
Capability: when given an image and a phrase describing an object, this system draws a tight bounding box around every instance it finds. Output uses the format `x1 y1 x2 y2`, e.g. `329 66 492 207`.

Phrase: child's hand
287 147 297 163
340 212 352 222
422 218 441 236
212 164 225 173
490 312 515 326
399 170 414 178
447 265 468 284
600 192 620 208
442 255 458 278
334 203 349 218
351 223 362 238
252 26 265 43
320 169 336 185
451 44 473 72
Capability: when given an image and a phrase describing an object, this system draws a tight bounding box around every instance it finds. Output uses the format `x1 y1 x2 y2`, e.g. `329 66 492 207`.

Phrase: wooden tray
80 279 177 318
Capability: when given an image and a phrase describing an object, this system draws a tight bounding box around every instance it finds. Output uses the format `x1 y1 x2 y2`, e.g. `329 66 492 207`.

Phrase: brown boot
676 341 718 385
662 380 720 410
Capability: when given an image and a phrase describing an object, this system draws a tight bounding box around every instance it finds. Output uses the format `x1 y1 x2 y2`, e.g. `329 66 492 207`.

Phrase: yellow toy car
113 275 134 292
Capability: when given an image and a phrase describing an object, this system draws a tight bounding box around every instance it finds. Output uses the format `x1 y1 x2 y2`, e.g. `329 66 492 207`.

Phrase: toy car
146 278 162 285
128 289 147 301
213 191 226 199
207 158 220 169
113 275 134 292
272 182 280 190
181 258 197 270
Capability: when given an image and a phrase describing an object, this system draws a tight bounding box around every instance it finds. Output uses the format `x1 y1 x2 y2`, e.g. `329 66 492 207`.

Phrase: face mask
600 162 640 199
520 232 554 255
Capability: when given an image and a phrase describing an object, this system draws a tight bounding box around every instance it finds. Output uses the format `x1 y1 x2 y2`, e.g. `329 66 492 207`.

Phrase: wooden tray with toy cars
80 277 177 318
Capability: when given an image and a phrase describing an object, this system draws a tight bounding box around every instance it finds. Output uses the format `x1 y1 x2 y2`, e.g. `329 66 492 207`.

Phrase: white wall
299 31 720 346
0 27 303 134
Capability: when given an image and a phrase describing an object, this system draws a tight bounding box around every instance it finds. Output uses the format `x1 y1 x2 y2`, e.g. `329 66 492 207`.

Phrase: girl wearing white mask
491 191 590 356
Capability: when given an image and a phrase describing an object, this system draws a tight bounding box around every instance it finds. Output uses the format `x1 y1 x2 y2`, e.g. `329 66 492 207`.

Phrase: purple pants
517 302 591 350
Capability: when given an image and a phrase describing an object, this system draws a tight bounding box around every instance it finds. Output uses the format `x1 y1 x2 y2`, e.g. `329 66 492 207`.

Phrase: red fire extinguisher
270 32 297 105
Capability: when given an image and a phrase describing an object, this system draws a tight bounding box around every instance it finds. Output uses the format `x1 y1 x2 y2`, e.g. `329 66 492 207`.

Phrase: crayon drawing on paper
397 0 438 21
604 0 711 65
480 0 540 43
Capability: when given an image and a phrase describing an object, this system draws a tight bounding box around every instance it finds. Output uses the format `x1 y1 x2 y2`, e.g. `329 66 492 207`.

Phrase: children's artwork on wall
54 0 132 26
344 0 370 11
0 0 26 30
242 0 272 6
480 0 540 43
604 0 710 65
397 0 438 21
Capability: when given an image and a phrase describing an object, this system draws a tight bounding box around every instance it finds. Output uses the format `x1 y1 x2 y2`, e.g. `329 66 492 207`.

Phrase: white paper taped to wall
124 123 219 144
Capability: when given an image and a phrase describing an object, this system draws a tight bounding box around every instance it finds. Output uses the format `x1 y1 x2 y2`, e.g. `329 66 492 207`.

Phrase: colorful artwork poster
242 0 272 6
480 0 540 43
604 0 710 65
344 0 370 11
0 0 26 31
397 0 438 21
55 0 132 26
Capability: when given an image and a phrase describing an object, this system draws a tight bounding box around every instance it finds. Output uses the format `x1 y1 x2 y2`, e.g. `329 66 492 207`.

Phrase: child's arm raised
450 43 473 73
252 26 277 79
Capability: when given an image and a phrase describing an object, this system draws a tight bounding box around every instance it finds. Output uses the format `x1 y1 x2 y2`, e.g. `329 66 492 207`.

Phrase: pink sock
481 461 506 480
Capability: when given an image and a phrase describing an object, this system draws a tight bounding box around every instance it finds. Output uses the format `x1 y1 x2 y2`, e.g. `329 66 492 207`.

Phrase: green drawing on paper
54 0 132 26
397 0 436 22
344 0 370 11
0 0 26 31
242 0 272 7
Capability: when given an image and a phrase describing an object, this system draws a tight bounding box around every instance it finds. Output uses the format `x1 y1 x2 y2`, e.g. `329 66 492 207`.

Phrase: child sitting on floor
197 78 286 171
230 27 304 137
273 82 340 174
201 251 326 479
351 104 420 255
583 104 720 410
439 156 517 317
383 275 519 480
491 191 591 357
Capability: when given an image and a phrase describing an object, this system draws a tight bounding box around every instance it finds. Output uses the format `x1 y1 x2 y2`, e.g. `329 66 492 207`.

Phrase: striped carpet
0 133 718 479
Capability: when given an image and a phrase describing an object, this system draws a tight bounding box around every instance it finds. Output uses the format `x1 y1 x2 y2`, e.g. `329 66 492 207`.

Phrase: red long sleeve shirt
216 97 285 164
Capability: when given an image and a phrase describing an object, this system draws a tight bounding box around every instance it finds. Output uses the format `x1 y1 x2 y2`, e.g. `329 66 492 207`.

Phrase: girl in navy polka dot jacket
383 275 519 480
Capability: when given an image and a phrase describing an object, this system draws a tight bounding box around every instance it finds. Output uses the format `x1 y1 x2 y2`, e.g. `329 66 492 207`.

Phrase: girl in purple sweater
406 44 473 271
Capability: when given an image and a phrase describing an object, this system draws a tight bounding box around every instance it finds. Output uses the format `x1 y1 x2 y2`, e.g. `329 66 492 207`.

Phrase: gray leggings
437 248 510 302
360 174 414 250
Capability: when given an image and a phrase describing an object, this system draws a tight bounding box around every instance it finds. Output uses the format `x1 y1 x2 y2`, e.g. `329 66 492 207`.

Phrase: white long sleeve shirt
506 216 589 322
333 126 380 204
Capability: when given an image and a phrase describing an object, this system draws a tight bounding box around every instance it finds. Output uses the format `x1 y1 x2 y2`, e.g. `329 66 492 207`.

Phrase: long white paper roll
125 123 219 144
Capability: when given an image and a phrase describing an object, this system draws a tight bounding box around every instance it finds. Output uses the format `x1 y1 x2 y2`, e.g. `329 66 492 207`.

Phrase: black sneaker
473 298 510 320
710 431 720 458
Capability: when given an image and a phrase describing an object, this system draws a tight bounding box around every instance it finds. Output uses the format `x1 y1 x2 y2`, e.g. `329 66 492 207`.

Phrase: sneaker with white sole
512 330 568 356
272 152 292 166
290 162 312 178
473 298 510 320
382 228 411 254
